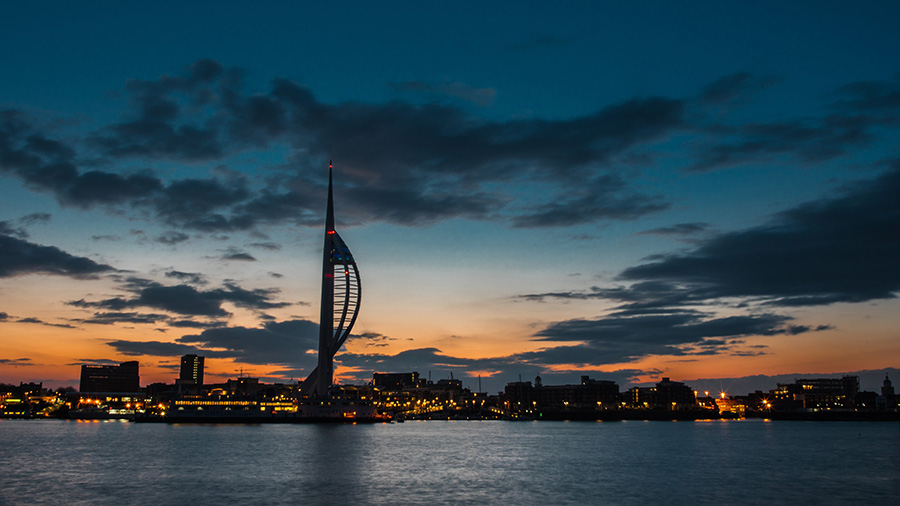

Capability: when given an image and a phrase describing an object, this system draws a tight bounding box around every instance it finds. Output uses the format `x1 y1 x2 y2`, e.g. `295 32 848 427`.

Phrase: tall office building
179 354 204 386
300 164 362 398
80 361 140 393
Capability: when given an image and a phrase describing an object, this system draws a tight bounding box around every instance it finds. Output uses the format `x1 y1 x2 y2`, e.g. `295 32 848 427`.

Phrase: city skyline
1 2 899 394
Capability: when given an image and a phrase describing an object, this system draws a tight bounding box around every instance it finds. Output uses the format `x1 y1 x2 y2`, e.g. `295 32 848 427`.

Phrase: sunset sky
2 2 898 394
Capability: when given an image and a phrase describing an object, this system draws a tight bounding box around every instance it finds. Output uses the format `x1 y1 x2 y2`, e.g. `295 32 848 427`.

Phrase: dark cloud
0 110 251 230
518 274 836 366
14 316 77 329
0 214 49 239
164 270 207 285
154 176 252 230
637 222 710 237
830 77 900 113
698 72 777 105
0 358 34 366
156 231 189 245
346 331 396 348
70 285 226 316
167 319 227 329
1 61 690 231
515 281 700 309
6 64 899 238
0 312 8 321
69 280 289 317
387 80 497 106
0 221 25 238
620 166 900 306
344 184 503 227
530 311 807 365
174 319 320 366
106 340 215 358
512 166 895 369
103 333 331 385
220 248 256 261
689 117 874 172
88 59 229 160
68 359 121 366
248 242 281 251
20 212 51 225
0 234 114 278
339 347 469 373
75 312 171 326
512 174 669 227
689 75 900 172
91 235 120 242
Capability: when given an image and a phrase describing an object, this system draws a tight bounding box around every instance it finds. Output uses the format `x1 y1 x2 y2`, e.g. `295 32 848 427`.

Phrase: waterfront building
623 386 655 409
371 372 481 418
621 378 696 410
773 375 860 411
715 398 747 417
226 377 261 396
179 354 204 386
533 376 619 410
654 377 696 409
0 382 59 418
79 361 140 393
882 374 894 397
502 380 534 413
373 372 424 390
503 376 620 413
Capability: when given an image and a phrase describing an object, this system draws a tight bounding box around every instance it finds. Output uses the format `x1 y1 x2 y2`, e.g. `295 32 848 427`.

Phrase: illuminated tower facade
179 354 204 386
301 164 361 398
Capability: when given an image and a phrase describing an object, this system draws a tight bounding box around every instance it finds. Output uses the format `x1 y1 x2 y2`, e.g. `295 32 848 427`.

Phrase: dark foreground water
1 418 898 505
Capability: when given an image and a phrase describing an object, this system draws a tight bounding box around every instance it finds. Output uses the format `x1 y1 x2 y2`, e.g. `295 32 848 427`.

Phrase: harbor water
1 418 898 505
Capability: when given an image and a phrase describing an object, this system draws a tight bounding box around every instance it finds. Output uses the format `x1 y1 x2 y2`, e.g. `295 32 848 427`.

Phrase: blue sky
1 1 899 394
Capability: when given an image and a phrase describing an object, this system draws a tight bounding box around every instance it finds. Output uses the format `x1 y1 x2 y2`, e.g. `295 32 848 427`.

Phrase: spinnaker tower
300 162 361 398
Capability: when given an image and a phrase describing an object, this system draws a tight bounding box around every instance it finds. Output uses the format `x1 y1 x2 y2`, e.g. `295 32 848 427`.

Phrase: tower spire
326 160 334 233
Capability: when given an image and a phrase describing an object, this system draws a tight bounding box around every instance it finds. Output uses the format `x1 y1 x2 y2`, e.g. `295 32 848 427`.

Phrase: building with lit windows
79 361 140 393
179 354 205 386
773 375 859 411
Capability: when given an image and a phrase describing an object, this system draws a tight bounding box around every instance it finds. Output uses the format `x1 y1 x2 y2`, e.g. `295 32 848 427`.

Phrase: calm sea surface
1 418 898 505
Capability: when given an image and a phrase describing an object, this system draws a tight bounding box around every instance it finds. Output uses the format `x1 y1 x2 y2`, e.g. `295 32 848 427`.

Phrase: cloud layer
14 62 885 234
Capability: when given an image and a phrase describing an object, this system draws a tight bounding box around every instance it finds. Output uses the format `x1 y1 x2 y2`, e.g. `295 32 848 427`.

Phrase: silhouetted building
79 361 140 393
624 386 655 408
655 377 696 409
503 380 534 412
179 354 204 386
855 391 880 411
226 377 260 396
504 376 620 412
373 372 423 390
431 378 463 392
623 378 696 410
882 374 894 397
773 375 860 411
534 376 619 410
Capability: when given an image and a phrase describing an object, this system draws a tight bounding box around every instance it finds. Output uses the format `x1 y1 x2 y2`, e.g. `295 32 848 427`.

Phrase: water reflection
1 419 898 505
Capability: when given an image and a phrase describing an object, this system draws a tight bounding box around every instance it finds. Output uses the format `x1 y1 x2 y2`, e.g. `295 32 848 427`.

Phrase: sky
1 1 899 395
